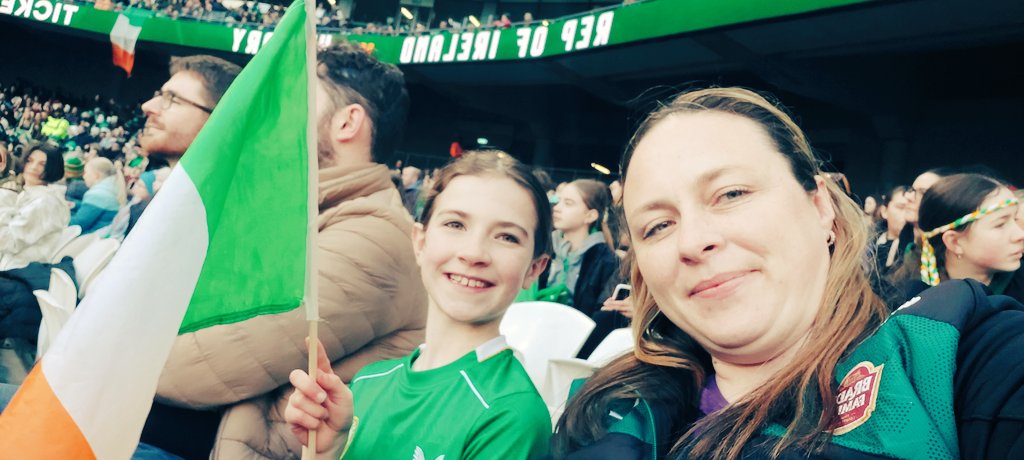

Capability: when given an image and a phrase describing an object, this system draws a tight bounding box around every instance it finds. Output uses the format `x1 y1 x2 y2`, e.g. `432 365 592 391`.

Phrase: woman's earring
826 231 836 246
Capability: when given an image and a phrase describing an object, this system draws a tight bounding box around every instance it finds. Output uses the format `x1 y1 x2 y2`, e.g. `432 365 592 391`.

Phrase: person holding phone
575 282 635 359
603 283 633 315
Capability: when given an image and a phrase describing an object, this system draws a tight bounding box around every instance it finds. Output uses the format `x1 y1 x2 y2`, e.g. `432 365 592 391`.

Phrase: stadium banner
1 0 872 63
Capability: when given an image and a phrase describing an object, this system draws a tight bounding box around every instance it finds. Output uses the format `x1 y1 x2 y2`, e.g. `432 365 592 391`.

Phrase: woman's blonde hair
554 87 888 459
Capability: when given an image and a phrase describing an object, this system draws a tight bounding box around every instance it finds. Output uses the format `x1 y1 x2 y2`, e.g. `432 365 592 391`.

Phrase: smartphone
612 284 632 301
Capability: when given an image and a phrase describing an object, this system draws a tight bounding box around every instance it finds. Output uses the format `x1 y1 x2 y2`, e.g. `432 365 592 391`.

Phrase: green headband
919 197 1019 286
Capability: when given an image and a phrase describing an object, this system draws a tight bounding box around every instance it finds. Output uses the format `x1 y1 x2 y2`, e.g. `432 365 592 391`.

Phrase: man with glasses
139 55 241 169
127 56 241 460
121 55 241 239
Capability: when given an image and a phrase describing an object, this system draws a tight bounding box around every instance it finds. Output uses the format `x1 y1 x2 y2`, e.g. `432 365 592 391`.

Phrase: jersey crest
833 361 884 435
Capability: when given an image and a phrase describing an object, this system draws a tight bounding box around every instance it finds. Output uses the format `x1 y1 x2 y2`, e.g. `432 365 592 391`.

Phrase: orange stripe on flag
112 45 135 76
0 366 96 459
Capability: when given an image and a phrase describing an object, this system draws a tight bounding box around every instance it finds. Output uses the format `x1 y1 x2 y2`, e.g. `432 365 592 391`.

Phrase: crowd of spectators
0 82 147 175
85 0 327 28
71 0 649 36
0 80 149 174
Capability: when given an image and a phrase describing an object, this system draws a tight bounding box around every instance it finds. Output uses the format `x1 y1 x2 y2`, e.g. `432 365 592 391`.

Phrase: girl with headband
550 87 1024 460
910 173 1024 301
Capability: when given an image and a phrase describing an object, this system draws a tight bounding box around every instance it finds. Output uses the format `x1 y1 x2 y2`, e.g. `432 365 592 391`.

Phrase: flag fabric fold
0 1 313 457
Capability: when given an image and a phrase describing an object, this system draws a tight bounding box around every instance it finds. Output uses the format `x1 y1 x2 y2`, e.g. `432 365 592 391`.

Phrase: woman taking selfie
552 87 1024 459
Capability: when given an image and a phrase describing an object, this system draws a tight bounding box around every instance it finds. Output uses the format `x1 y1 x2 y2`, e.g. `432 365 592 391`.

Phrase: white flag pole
302 0 321 457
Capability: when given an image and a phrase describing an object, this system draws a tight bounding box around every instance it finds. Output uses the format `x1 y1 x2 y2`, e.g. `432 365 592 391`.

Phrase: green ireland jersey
340 336 551 460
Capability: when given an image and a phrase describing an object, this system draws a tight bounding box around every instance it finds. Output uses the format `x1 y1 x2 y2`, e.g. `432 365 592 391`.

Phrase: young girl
544 179 620 357
545 180 618 313
909 173 1024 301
285 151 554 459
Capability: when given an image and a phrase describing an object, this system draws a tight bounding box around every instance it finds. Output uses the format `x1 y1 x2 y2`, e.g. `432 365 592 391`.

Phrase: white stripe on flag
42 168 208 460
110 14 143 52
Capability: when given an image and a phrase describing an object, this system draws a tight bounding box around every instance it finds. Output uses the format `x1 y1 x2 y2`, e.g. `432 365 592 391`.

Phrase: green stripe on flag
177 0 309 333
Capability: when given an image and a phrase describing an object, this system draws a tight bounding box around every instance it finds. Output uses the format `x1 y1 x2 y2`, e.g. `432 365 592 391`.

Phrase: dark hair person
551 87 1024 460
874 186 908 275
911 174 1023 300
316 41 409 164
887 167 957 286
18 140 64 187
0 141 16 191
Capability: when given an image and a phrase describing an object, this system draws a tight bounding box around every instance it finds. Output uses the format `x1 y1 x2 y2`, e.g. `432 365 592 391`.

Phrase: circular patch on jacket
833 361 884 435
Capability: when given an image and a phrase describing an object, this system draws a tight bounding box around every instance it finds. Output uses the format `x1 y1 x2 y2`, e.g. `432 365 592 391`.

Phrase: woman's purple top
699 375 729 415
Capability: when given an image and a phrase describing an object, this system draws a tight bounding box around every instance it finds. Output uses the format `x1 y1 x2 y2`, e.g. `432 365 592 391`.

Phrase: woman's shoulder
559 392 681 460
830 279 1024 458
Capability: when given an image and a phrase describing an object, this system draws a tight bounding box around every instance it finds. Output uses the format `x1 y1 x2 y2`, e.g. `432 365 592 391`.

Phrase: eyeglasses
151 90 213 114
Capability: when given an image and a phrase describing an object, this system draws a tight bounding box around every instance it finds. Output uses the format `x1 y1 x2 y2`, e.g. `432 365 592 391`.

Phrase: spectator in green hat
64 155 88 208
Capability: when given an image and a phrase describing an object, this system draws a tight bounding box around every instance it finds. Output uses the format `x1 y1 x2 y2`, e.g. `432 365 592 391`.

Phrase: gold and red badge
833 361 884 435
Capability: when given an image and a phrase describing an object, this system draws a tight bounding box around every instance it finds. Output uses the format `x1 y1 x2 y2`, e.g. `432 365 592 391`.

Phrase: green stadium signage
0 0 81 25
2 0 873 64
394 10 615 64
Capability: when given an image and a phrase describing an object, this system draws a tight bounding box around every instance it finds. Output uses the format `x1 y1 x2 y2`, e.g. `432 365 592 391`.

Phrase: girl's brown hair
554 87 888 459
419 150 553 259
566 178 615 250
917 173 1006 282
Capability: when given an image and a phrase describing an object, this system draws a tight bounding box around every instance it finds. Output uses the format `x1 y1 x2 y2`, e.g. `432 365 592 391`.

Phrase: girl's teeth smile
448 274 488 288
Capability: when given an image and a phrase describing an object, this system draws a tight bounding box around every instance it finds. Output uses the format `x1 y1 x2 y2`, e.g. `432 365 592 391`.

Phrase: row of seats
500 301 633 419
34 233 120 360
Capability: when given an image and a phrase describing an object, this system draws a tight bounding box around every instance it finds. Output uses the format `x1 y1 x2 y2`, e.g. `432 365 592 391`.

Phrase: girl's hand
601 296 634 319
284 338 354 454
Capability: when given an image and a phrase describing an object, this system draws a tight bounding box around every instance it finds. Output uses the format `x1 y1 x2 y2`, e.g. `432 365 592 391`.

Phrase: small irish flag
0 1 316 458
110 8 152 76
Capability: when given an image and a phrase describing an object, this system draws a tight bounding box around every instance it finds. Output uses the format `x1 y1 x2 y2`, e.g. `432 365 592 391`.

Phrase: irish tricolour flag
0 1 317 458
110 8 152 77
